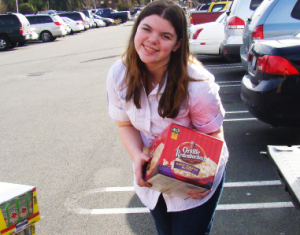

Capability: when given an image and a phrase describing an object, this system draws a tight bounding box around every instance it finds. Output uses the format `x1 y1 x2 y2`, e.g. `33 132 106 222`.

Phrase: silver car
240 0 300 70
220 0 263 62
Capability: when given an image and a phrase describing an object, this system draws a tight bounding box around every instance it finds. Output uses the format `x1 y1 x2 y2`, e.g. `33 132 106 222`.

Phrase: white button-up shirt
106 59 229 212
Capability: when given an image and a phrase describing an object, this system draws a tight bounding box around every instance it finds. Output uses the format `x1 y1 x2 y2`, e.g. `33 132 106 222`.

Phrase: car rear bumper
189 40 220 55
241 73 300 127
52 29 67 37
220 41 241 61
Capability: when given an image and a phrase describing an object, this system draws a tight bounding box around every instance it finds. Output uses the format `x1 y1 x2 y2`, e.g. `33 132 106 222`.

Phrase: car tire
51 37 57 41
9 41 17 48
117 18 122 24
40 31 53 42
0 36 10 51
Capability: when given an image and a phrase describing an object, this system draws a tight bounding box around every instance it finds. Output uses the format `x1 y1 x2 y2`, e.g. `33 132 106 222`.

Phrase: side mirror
226 11 230 16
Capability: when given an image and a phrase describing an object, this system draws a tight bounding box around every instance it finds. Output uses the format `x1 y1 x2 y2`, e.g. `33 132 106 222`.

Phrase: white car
60 17 85 33
93 18 106 27
25 14 67 42
189 12 226 55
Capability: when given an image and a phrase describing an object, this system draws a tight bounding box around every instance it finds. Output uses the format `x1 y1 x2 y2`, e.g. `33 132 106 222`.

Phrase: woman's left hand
186 189 212 200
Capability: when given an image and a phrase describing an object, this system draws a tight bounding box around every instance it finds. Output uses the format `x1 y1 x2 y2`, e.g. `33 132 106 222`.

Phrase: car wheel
0 36 10 51
40 31 53 42
117 18 122 24
9 41 17 48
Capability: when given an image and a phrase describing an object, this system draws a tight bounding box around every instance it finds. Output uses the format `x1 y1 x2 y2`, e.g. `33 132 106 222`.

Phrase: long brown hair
123 0 192 119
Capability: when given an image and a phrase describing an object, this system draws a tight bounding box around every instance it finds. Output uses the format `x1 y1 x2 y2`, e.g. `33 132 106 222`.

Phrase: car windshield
97 10 103 14
211 4 225 12
200 4 210 11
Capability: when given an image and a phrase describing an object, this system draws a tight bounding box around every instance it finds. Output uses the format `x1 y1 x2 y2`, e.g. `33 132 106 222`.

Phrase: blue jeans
150 171 225 235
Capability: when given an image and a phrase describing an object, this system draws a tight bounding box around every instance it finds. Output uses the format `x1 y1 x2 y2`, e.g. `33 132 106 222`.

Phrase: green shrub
19 3 36 14
116 3 129 11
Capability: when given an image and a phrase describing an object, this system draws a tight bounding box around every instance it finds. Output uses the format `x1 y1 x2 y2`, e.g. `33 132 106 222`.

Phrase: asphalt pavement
0 21 300 235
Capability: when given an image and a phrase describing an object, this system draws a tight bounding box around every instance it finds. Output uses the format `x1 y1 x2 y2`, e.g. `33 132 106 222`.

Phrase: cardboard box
144 123 223 199
0 183 40 235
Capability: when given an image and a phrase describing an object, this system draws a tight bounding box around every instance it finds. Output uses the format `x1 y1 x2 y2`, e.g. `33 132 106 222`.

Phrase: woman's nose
147 33 159 43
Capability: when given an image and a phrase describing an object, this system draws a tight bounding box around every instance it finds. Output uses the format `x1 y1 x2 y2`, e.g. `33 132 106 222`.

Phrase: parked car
130 7 143 19
95 8 128 23
189 1 231 26
181 6 188 14
220 0 263 62
93 14 114 26
241 0 300 70
0 12 30 50
60 17 84 33
189 12 227 55
25 14 67 42
58 12 85 26
240 32 300 127
196 3 211 12
93 18 106 27
79 10 95 28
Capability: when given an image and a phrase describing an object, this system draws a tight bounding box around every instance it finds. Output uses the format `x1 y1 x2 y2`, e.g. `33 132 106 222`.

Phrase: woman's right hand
133 152 152 188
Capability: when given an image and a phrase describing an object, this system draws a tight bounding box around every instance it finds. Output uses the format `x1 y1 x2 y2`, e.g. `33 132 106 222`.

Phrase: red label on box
144 123 223 193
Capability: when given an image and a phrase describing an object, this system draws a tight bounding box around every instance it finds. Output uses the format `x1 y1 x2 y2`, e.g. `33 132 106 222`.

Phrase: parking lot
1 21 300 234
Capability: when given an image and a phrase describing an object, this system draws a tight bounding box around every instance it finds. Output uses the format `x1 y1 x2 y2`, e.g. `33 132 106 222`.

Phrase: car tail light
54 22 62 25
76 21 84 25
252 25 263 40
190 16 194 24
192 28 203 39
257 55 299 75
248 53 253 62
228 16 245 29
19 27 23 34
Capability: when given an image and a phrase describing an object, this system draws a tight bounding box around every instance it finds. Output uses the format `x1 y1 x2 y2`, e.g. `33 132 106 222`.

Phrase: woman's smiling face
134 14 181 70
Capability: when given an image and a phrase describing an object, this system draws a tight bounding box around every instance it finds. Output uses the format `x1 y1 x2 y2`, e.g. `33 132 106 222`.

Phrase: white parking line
206 66 244 69
89 180 282 193
205 63 242 67
75 202 294 215
224 118 257 121
65 181 290 215
226 111 249 114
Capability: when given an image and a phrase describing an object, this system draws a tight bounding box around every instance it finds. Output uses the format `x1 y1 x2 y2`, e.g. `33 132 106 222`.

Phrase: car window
43 16 53 23
0 15 19 26
97 10 103 14
291 0 300 20
250 0 264 11
200 4 210 11
27 16 39 24
211 4 226 12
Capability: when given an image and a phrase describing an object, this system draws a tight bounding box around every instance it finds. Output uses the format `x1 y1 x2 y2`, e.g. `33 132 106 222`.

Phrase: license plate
251 55 256 68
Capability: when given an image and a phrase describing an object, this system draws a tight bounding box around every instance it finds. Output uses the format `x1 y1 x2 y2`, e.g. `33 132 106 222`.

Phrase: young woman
106 1 229 234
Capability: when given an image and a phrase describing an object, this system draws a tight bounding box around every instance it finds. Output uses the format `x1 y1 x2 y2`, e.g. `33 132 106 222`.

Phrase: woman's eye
162 35 170 40
142 27 150 32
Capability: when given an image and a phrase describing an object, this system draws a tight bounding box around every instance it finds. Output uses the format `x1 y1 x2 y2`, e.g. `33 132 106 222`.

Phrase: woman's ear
172 39 182 52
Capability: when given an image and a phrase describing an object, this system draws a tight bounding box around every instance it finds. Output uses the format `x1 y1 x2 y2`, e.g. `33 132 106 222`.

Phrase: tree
0 0 7 13
19 2 35 13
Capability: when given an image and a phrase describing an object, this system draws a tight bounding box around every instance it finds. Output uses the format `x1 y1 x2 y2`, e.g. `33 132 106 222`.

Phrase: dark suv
0 13 30 51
